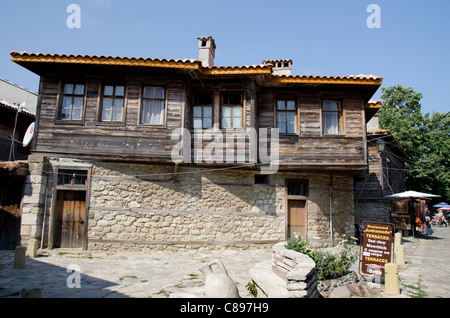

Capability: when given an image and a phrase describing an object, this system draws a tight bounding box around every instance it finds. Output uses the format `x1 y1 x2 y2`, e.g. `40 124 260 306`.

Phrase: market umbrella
438 207 450 211
385 190 441 198
433 202 450 208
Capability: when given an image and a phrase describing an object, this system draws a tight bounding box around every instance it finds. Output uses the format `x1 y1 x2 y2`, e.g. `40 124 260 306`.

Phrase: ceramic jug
199 259 240 298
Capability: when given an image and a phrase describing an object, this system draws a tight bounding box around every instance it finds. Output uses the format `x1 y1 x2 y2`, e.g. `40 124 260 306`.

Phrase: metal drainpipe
329 174 333 247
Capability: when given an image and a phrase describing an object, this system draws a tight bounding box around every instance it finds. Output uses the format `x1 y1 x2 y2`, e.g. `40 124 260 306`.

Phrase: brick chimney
198 36 216 67
262 59 293 76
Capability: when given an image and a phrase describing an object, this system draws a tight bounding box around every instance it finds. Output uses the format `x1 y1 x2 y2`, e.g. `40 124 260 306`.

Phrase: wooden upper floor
11 50 382 172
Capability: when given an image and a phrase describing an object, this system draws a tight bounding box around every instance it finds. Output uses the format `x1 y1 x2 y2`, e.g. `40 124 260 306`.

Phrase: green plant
285 237 315 259
119 275 138 281
286 236 358 280
246 281 258 297
404 278 427 298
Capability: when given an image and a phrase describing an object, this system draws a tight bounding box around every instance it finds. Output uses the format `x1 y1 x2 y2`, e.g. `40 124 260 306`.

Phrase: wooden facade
11 52 382 173
354 129 410 225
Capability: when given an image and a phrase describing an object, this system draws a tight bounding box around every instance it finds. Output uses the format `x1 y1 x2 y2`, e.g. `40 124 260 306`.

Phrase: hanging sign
359 221 394 277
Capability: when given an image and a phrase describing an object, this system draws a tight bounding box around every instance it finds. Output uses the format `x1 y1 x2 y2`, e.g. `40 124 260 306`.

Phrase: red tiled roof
273 74 383 81
10 51 201 65
11 51 382 84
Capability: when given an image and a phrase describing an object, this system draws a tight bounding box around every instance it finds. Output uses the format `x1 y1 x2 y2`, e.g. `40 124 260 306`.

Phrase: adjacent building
11 36 383 251
0 78 37 249
354 110 410 228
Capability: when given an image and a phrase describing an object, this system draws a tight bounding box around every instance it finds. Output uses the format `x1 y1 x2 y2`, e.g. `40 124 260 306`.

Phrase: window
141 86 165 125
192 93 213 129
322 100 341 135
221 93 242 129
286 180 308 196
57 170 88 187
276 99 296 134
60 84 85 121
100 85 125 122
255 175 269 185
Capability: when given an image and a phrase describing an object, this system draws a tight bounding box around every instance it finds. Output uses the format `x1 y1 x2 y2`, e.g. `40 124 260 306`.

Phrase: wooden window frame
220 92 244 130
192 92 214 129
321 100 344 136
56 82 87 124
139 85 168 126
285 179 309 199
275 98 298 135
98 83 127 124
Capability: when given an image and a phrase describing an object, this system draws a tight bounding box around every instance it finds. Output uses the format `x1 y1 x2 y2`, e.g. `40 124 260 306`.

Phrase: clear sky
1 0 449 114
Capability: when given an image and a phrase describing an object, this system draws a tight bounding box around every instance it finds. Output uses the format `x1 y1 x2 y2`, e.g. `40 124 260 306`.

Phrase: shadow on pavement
0 250 128 298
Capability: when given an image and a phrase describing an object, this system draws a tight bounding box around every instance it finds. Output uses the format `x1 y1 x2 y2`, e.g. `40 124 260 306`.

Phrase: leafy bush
285 236 315 259
286 236 358 281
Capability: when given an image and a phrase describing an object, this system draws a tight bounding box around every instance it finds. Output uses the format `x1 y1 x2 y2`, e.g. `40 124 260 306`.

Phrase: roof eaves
199 64 271 75
0 99 35 116
10 51 202 70
271 74 383 85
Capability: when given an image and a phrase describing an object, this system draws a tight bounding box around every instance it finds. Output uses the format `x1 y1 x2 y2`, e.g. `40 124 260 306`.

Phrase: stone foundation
21 156 357 251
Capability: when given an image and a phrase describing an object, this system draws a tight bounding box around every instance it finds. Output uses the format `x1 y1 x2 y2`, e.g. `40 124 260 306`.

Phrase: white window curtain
142 87 165 125
322 101 339 135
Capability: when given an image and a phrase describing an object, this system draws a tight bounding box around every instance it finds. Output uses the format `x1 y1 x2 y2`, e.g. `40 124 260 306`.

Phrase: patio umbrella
385 190 441 198
433 202 450 208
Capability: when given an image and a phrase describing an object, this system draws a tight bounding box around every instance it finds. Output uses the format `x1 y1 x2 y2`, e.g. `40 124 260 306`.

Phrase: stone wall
22 156 358 251
271 242 319 298
355 200 391 225
20 155 49 244
88 162 285 250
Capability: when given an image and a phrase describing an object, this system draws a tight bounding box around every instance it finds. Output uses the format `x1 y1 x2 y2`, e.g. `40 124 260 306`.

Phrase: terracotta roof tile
273 74 383 81
10 51 201 65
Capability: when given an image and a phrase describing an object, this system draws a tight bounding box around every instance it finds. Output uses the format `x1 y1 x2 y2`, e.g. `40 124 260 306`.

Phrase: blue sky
1 0 449 114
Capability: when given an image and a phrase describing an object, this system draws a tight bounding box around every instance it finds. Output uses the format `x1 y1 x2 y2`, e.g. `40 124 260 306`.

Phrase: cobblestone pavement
0 247 272 298
398 226 450 298
0 226 449 298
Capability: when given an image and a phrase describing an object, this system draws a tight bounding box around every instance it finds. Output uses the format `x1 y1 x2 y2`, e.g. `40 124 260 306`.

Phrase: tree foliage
378 85 450 202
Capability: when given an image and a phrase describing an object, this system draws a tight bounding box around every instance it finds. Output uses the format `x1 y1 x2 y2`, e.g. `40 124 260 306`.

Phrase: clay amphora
199 259 240 298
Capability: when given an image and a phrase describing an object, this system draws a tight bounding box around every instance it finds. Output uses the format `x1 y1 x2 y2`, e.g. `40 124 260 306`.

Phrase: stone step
249 261 289 298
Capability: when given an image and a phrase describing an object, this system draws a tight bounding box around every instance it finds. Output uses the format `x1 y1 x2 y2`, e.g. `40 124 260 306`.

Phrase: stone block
13 246 27 269
385 263 400 295
27 239 39 258
329 285 351 298
395 245 405 265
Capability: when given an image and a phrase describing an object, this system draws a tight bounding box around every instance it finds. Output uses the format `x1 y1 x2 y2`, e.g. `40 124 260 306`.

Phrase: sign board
359 221 394 277
22 122 35 147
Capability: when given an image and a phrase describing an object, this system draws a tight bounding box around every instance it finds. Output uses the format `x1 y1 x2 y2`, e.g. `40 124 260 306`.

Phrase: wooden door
0 177 24 250
54 190 86 248
287 200 307 240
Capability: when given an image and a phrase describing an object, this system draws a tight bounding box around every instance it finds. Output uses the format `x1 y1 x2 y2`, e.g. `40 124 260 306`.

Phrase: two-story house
12 36 382 250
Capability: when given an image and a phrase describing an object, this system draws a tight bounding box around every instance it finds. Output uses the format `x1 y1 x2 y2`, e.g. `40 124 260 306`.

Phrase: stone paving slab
1 226 449 299
0 247 272 298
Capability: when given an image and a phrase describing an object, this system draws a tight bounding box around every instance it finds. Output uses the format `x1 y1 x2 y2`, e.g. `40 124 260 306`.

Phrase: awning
433 202 450 208
385 190 441 199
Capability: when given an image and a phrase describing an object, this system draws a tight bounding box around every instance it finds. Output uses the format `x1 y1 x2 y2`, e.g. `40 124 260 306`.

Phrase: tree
378 85 450 203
